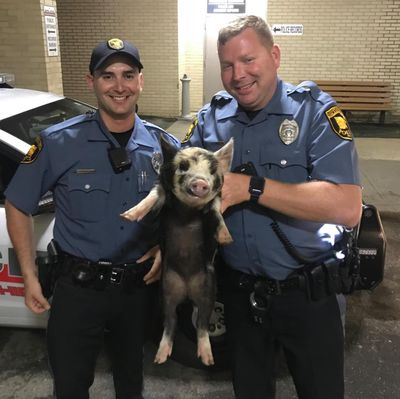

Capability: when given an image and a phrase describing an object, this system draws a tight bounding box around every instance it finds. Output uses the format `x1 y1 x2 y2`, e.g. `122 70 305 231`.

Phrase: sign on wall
207 0 246 14
43 6 59 56
272 24 304 36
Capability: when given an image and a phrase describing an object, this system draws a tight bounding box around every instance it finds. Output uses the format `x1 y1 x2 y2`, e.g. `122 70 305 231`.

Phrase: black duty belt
59 252 153 290
225 267 303 296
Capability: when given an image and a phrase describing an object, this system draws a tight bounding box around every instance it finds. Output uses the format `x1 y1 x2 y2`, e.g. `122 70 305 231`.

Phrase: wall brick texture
1 0 399 122
0 0 62 94
56 0 179 117
268 0 400 123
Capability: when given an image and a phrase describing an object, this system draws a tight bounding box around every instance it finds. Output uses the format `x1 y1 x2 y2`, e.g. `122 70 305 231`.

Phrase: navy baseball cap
89 38 143 74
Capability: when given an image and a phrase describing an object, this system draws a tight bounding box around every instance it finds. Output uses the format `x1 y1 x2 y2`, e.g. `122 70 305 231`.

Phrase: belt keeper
110 267 124 284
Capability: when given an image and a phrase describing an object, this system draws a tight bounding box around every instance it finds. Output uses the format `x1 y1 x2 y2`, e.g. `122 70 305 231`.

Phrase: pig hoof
154 343 173 364
217 226 233 245
197 337 214 366
121 206 146 221
197 347 215 366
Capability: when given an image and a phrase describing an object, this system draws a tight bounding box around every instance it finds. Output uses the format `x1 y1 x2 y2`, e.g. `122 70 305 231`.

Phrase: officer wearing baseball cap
5 38 180 398
89 38 144 74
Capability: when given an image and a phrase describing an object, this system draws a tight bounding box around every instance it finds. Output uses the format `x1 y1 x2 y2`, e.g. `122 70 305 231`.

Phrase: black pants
224 286 344 399
47 276 149 399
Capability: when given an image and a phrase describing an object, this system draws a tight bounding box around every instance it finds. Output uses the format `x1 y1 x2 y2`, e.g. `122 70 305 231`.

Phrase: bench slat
317 85 390 93
323 92 391 98
333 97 391 104
337 103 392 111
314 80 390 87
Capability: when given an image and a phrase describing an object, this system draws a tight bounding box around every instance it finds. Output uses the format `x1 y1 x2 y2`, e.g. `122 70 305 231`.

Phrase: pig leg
121 185 165 221
154 269 187 364
211 197 232 245
189 268 216 366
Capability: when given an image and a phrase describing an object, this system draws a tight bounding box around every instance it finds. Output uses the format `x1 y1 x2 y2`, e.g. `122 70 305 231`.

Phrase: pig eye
178 160 189 172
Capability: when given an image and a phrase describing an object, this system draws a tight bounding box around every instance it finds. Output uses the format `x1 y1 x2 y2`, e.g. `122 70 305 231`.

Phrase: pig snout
189 179 210 198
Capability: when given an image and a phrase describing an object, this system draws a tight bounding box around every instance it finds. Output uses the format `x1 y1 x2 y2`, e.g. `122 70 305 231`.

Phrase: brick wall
0 0 56 92
57 0 180 117
1 0 399 121
268 0 400 123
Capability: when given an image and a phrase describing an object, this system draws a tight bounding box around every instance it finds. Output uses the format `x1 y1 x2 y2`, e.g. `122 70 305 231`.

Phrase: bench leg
379 111 386 124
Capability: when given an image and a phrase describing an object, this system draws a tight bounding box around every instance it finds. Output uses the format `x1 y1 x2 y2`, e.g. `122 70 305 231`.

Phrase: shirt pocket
259 150 309 183
68 173 111 222
136 170 156 195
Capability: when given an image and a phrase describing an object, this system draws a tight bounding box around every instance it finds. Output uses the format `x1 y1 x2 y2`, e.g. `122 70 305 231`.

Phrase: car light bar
0 73 15 85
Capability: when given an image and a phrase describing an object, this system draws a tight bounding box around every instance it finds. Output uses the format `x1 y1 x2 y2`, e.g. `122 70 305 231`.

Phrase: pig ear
214 138 234 174
160 134 178 163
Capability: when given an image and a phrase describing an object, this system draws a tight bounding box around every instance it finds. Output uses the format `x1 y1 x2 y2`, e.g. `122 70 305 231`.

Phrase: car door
0 134 54 328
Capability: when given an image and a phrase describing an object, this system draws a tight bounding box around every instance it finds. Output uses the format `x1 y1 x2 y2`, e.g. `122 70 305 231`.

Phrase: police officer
184 16 362 399
5 38 180 399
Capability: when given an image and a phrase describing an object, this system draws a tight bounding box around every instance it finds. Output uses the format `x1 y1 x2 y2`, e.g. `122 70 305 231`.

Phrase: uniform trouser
47 276 149 399
223 287 344 399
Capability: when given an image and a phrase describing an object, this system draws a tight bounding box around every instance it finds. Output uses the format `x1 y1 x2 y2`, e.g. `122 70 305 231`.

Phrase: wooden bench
313 80 392 124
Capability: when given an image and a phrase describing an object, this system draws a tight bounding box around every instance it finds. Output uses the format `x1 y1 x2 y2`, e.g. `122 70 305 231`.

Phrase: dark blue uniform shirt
5 111 180 263
184 79 361 280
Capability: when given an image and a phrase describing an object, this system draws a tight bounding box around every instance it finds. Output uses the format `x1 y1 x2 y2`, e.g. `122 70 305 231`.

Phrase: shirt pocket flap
260 151 307 169
259 150 309 183
68 173 111 193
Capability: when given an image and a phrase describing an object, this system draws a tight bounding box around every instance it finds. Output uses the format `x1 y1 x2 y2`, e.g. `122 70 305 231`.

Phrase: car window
0 98 95 144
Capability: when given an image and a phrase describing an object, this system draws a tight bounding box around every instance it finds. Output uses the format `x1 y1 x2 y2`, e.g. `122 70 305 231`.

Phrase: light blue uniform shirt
5 111 180 263
185 79 361 280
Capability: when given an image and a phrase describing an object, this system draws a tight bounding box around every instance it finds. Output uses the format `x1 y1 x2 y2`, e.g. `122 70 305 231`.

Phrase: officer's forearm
5 200 37 279
257 179 362 227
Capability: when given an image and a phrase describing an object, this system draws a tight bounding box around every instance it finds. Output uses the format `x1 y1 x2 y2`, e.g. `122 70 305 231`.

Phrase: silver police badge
151 152 163 175
279 119 299 145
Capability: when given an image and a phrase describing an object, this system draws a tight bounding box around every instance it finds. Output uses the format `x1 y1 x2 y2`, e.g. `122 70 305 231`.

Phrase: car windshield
0 98 95 144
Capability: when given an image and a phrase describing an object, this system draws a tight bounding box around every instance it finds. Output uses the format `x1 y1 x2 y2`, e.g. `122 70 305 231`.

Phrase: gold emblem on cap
325 106 352 141
279 119 299 145
108 38 124 50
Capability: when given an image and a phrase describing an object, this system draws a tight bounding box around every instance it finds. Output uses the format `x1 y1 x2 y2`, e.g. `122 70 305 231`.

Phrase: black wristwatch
248 176 265 203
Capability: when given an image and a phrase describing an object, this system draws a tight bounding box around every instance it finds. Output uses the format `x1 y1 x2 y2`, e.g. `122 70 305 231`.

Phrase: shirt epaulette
287 80 333 104
142 120 181 148
210 90 233 107
42 112 95 136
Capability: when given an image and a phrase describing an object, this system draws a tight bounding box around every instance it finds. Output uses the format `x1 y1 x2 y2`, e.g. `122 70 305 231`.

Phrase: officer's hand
221 172 251 214
24 275 50 314
137 245 162 285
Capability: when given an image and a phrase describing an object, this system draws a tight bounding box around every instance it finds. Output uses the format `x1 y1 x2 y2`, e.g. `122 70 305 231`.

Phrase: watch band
248 176 265 203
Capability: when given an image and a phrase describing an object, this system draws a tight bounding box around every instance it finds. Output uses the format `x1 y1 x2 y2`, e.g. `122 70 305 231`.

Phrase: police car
0 73 96 328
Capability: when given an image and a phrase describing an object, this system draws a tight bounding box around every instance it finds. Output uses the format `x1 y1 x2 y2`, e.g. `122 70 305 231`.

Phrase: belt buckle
110 267 124 284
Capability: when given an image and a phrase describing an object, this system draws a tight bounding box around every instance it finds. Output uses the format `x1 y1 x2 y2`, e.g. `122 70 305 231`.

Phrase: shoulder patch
325 106 353 141
181 117 198 144
21 136 43 163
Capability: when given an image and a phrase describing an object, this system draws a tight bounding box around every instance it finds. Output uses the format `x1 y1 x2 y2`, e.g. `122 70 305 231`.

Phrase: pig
121 136 234 366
